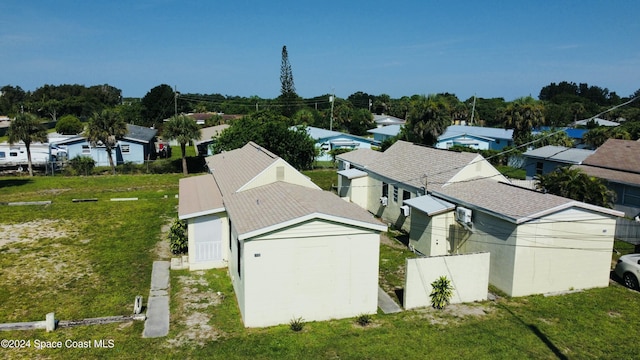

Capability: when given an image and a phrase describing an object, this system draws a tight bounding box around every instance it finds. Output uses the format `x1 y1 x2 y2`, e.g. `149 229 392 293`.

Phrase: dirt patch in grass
153 217 173 260
166 272 225 348
380 232 408 250
411 303 493 325
0 219 76 248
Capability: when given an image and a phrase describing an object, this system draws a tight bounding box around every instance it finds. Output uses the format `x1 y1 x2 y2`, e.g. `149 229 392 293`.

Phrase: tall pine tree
279 45 300 118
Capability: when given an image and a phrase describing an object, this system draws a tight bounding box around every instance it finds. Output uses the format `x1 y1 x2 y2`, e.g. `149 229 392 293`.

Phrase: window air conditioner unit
380 196 388 206
456 206 472 224
401 205 411 217
344 161 351 169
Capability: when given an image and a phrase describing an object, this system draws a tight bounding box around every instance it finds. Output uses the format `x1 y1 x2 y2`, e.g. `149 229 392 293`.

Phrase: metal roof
523 146 594 164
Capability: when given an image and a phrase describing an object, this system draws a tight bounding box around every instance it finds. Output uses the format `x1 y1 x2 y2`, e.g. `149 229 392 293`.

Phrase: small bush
289 317 305 332
355 313 372 326
430 276 454 310
169 217 187 255
68 155 96 176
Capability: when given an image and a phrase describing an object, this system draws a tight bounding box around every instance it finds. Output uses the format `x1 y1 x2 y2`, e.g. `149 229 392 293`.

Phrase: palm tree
85 108 127 175
163 115 201 175
402 95 451 145
7 112 48 176
502 97 545 146
535 167 614 208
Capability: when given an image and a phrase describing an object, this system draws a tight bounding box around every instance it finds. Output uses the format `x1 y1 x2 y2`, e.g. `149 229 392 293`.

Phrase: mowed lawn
0 172 639 359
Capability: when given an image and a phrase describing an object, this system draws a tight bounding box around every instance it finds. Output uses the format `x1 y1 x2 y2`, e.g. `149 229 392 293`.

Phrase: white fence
616 217 640 245
403 252 490 310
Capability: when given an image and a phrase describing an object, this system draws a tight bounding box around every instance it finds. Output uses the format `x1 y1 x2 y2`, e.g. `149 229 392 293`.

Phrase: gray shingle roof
336 148 383 168
195 124 230 145
523 146 594 164
124 124 157 143
178 175 224 219
225 181 385 238
205 142 280 195
434 178 621 223
582 139 640 173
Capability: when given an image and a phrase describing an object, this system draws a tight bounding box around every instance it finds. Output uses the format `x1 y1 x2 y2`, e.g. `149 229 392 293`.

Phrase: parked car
614 254 640 290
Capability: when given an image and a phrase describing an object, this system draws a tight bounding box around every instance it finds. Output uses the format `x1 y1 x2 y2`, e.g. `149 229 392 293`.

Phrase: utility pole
174 85 179 118
329 90 335 131
470 94 477 126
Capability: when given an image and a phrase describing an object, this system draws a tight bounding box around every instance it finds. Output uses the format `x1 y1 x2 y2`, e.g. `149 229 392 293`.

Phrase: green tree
430 276 454 310
531 129 574 148
501 97 545 146
535 167 615 208
279 45 300 118
401 95 451 145
85 108 127 175
215 111 316 170
583 126 631 149
163 114 201 176
55 114 84 134
141 84 176 128
7 112 48 176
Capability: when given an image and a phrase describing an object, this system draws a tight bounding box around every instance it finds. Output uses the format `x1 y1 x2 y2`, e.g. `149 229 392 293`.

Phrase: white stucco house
337 141 623 297
178 142 386 327
436 125 514 151
301 126 378 161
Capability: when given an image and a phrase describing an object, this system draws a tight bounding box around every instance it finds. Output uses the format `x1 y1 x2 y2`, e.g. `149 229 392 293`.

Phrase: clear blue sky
1 1 638 101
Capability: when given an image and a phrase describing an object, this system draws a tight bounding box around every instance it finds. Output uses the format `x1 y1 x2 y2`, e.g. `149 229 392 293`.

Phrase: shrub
168 217 187 255
430 276 454 310
68 155 96 176
355 313 372 326
289 317 305 332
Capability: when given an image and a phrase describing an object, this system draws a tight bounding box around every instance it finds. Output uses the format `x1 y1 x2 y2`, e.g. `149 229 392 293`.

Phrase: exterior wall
228 220 246 322
509 208 617 296
448 155 507 184
238 220 380 327
65 141 116 167
117 140 147 164
409 211 455 256
240 159 319 191
187 211 229 271
456 211 518 295
338 175 369 210
523 158 568 180
403 252 490 309
365 174 418 232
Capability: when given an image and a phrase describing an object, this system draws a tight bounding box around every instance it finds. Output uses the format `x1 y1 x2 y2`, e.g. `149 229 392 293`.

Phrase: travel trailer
0 143 67 168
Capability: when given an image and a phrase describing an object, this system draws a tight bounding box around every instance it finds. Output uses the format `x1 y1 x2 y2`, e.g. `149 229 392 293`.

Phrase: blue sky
1 1 638 101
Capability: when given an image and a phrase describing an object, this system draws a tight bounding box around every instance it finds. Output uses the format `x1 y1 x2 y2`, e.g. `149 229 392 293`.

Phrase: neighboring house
368 124 402 142
574 139 640 217
301 126 378 161
522 145 594 180
573 117 620 127
337 140 623 297
373 114 406 127
194 124 230 156
178 142 386 327
436 125 514 151
532 127 589 148
53 124 157 166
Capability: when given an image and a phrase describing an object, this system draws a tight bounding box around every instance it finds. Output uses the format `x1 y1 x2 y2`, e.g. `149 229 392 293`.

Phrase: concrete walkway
377 287 403 314
143 261 170 338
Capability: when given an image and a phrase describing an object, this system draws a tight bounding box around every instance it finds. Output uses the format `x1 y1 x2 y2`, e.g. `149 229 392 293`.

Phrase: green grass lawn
1 174 639 359
302 169 337 191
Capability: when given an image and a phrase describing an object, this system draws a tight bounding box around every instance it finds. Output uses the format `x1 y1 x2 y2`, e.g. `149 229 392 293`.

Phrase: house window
121 144 130 153
496 139 501 144
82 145 90 154
403 190 411 202
382 182 388 197
229 220 233 250
9 152 17 157
0 152 4 158
536 162 543 175
393 186 398 203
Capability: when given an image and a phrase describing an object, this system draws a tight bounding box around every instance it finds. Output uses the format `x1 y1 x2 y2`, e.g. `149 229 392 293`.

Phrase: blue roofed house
301 126 378 161
436 125 514 151
336 140 623 297
54 124 158 166
522 145 594 180
368 124 402 142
